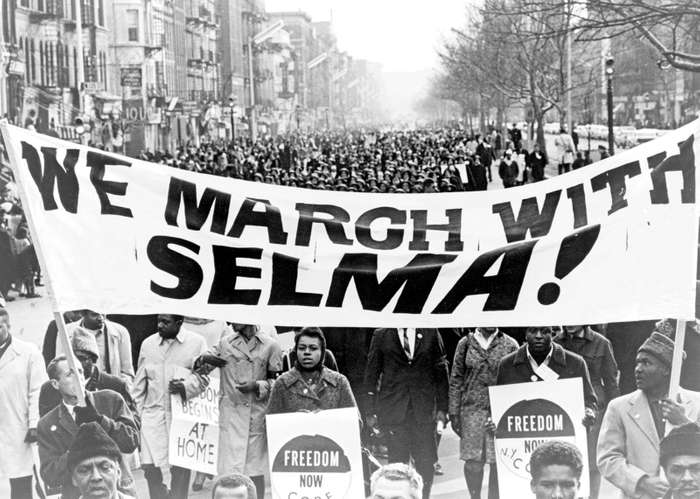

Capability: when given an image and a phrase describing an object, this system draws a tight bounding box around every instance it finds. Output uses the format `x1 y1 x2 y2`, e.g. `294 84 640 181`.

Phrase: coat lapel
57 404 79 437
0 342 18 371
627 391 660 448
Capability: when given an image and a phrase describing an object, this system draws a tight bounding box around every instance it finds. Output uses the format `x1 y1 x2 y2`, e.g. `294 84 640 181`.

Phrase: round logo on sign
271 434 352 498
494 398 576 479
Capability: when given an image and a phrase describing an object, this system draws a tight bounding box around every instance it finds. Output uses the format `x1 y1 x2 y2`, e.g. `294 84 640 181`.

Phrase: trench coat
597 388 700 499
205 331 282 476
0 336 46 478
132 329 208 468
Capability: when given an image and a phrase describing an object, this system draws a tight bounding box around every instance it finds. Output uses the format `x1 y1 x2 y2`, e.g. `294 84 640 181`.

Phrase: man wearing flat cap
659 423 700 499
67 422 132 499
598 332 700 499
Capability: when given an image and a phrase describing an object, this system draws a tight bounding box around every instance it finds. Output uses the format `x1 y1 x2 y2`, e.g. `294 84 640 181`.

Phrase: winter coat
597 388 700 499
267 367 357 415
205 331 282 476
132 329 208 467
0 336 46 478
448 331 518 462
498 158 519 187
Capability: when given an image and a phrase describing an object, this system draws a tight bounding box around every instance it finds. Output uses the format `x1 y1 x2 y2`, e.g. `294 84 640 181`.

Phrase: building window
126 9 139 41
73 47 77 87
97 0 104 25
39 41 44 86
20 0 29 7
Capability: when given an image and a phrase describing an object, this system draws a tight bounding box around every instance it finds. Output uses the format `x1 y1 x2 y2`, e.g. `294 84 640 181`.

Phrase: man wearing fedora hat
66 422 132 499
598 332 700 499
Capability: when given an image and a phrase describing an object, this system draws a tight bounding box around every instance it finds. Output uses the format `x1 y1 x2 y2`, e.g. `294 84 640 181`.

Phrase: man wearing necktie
364 327 449 499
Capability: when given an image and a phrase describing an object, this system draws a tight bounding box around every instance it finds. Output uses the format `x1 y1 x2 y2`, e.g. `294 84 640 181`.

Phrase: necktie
402 329 412 360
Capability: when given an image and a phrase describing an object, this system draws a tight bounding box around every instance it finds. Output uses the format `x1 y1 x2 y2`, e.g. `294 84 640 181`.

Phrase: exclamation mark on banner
537 225 601 305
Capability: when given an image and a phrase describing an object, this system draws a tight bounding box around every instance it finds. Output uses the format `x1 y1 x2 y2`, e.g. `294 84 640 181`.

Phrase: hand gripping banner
1 121 698 327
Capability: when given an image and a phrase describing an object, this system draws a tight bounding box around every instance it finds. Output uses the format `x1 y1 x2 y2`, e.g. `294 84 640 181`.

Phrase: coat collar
281 367 338 389
513 343 567 367
0 336 18 370
627 390 660 448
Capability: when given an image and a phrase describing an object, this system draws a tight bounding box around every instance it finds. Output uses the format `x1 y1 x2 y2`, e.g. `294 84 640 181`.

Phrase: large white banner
489 378 589 498
1 121 698 326
265 408 364 499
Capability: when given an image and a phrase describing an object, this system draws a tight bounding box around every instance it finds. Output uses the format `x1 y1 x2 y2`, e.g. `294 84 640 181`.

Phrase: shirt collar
160 330 184 345
526 344 553 366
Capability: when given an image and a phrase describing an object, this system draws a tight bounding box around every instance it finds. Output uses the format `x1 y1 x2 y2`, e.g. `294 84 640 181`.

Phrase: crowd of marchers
1 306 700 499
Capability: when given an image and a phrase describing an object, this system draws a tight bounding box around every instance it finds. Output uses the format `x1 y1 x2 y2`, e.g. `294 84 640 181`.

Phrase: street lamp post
605 56 615 155
228 96 236 144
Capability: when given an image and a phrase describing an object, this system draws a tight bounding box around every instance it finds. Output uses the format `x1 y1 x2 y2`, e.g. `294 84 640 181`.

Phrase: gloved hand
197 354 227 368
169 379 187 401
236 381 259 394
74 397 101 426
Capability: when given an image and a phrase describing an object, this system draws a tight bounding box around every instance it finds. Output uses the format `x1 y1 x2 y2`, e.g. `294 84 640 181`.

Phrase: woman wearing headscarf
267 327 357 414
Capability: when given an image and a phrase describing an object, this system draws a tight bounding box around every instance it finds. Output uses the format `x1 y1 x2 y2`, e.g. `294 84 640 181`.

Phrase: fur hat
67 422 122 472
638 331 675 367
71 327 99 359
660 422 700 466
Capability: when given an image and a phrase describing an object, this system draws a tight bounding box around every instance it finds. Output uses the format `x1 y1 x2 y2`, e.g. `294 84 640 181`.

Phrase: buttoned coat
0 337 46 478
267 367 357 414
364 328 449 426
205 331 282 476
597 388 700 499
37 390 139 499
132 329 208 467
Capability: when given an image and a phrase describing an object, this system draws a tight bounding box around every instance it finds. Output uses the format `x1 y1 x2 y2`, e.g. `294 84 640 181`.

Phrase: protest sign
168 376 220 474
1 121 698 326
489 378 589 497
266 407 364 499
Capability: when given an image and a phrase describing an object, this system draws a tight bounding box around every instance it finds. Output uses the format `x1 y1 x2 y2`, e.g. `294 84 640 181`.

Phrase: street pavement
1 135 620 498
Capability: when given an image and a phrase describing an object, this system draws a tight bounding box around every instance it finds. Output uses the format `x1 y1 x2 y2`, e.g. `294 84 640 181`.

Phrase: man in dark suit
37 356 139 499
496 326 598 418
39 329 137 419
364 328 449 499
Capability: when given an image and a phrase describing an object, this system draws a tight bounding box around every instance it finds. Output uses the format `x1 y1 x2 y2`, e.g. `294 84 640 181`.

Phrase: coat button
303 388 308 394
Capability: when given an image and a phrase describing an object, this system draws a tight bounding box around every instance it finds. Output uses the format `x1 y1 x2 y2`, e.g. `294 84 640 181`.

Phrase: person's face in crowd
52 359 85 404
564 325 584 335
0 313 10 343
82 310 105 330
157 314 183 339
634 351 670 393
664 454 700 498
72 456 121 499
213 485 250 499
526 327 554 355
75 350 96 379
530 464 580 499
296 335 322 370
371 477 416 499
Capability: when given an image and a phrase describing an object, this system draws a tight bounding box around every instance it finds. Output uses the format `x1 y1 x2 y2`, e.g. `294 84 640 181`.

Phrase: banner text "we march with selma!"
1 121 698 326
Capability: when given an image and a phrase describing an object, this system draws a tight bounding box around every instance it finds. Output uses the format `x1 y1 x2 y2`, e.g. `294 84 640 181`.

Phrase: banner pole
668 319 686 401
0 122 85 405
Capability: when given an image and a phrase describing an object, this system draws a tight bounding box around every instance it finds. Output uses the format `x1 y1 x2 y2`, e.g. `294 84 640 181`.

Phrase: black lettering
492 190 561 242
21 141 79 212
85 151 133 217
164 177 230 234
268 252 322 306
208 246 262 304
591 161 641 214
228 198 288 244
433 239 538 313
648 135 695 204
355 207 406 250
566 184 588 229
295 203 353 246
147 235 203 299
409 209 463 251
326 253 457 313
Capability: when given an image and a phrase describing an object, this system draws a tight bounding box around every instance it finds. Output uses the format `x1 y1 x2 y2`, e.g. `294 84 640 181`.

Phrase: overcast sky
265 0 470 73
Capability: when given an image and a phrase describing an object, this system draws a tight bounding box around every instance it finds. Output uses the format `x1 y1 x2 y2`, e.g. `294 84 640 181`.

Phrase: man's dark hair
0 308 9 319
530 440 584 481
660 422 700 467
47 355 68 381
212 473 257 499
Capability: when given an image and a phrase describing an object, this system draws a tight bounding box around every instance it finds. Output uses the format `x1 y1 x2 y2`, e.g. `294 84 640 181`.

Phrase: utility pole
75 0 85 114
605 56 615 155
247 36 256 142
